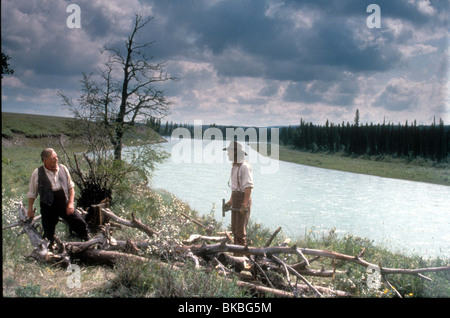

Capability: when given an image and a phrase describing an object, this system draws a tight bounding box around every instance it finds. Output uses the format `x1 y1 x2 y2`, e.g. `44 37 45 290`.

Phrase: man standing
223 141 253 249
27 148 89 246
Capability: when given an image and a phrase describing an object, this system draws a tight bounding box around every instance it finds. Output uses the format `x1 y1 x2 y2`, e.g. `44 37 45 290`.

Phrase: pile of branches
5 202 450 298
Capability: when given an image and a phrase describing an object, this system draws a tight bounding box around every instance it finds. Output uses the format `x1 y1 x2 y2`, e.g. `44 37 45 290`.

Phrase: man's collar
43 164 59 173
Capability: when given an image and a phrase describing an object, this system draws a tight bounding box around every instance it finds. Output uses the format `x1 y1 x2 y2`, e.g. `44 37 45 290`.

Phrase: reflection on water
149 138 450 258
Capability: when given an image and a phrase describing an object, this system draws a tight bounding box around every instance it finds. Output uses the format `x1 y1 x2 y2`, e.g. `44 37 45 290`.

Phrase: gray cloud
284 73 360 107
1 0 448 126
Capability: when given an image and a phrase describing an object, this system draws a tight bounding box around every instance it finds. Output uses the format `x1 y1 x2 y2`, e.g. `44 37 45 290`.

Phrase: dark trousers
40 189 89 242
231 191 251 247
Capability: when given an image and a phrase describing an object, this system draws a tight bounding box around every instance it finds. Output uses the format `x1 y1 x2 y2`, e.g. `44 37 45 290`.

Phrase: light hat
223 141 247 155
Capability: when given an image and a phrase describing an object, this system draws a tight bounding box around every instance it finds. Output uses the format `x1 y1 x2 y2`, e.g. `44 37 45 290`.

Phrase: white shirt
230 161 253 192
27 164 75 199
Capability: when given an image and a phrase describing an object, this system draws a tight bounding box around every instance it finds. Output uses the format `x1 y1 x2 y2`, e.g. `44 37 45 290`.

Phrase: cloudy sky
1 0 449 127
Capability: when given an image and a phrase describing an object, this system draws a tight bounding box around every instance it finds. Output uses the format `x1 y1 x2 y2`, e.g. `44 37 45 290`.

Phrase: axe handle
230 207 249 212
222 199 226 217
222 199 249 216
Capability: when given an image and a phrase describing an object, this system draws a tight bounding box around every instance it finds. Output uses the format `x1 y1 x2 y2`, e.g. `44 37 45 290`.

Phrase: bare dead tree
61 14 174 161
57 15 173 208
101 14 174 161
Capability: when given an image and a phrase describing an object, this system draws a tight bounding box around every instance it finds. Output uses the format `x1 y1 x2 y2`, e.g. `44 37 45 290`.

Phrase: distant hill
2 112 76 138
1 112 165 144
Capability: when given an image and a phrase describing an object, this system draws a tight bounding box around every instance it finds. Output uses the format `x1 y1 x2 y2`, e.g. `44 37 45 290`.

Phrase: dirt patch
2 133 71 148
2 134 26 147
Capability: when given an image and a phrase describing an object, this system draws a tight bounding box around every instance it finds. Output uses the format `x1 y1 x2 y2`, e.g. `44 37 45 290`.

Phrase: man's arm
243 187 252 208
241 163 253 208
63 164 76 215
66 187 75 215
28 198 35 218
227 196 233 207
27 169 38 218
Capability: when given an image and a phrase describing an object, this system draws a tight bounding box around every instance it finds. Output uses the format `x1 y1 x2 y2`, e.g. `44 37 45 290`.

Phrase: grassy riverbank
2 112 449 298
252 144 449 186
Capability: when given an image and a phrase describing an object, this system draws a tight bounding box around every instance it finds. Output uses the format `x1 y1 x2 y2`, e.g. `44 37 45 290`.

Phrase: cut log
77 249 149 266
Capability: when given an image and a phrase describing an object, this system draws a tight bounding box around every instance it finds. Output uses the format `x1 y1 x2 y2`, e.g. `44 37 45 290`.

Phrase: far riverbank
250 143 449 186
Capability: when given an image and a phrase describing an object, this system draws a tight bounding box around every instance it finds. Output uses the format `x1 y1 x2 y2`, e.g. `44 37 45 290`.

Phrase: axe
222 199 249 217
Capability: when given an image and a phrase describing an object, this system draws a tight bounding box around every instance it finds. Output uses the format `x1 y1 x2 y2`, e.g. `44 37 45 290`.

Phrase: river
148 138 449 258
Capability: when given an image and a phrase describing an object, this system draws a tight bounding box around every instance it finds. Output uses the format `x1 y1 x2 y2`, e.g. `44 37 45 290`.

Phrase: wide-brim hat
223 141 247 155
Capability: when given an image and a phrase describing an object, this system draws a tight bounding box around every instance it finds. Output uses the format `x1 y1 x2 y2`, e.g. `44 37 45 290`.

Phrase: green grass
2 111 166 145
2 112 76 138
97 258 247 298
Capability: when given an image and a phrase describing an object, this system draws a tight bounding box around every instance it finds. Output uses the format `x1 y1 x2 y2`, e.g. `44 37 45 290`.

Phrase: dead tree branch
5 201 449 298
100 207 159 237
269 254 322 297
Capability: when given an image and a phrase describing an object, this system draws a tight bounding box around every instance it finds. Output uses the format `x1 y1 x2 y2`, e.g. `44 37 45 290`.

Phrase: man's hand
240 201 249 214
67 187 75 215
27 207 35 219
66 202 75 215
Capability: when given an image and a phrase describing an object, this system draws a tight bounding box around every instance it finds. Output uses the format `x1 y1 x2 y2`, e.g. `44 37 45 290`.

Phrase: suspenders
236 164 242 191
229 164 242 192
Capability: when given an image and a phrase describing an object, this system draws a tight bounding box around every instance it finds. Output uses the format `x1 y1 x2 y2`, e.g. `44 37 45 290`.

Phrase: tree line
148 112 449 163
281 116 449 163
147 118 277 144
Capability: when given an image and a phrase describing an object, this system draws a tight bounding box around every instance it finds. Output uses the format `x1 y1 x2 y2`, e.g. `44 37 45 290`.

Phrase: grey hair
41 148 56 161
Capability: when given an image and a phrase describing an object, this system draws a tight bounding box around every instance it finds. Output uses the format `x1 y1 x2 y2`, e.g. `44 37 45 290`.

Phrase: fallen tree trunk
190 241 450 280
10 203 71 266
77 249 149 266
100 208 159 237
